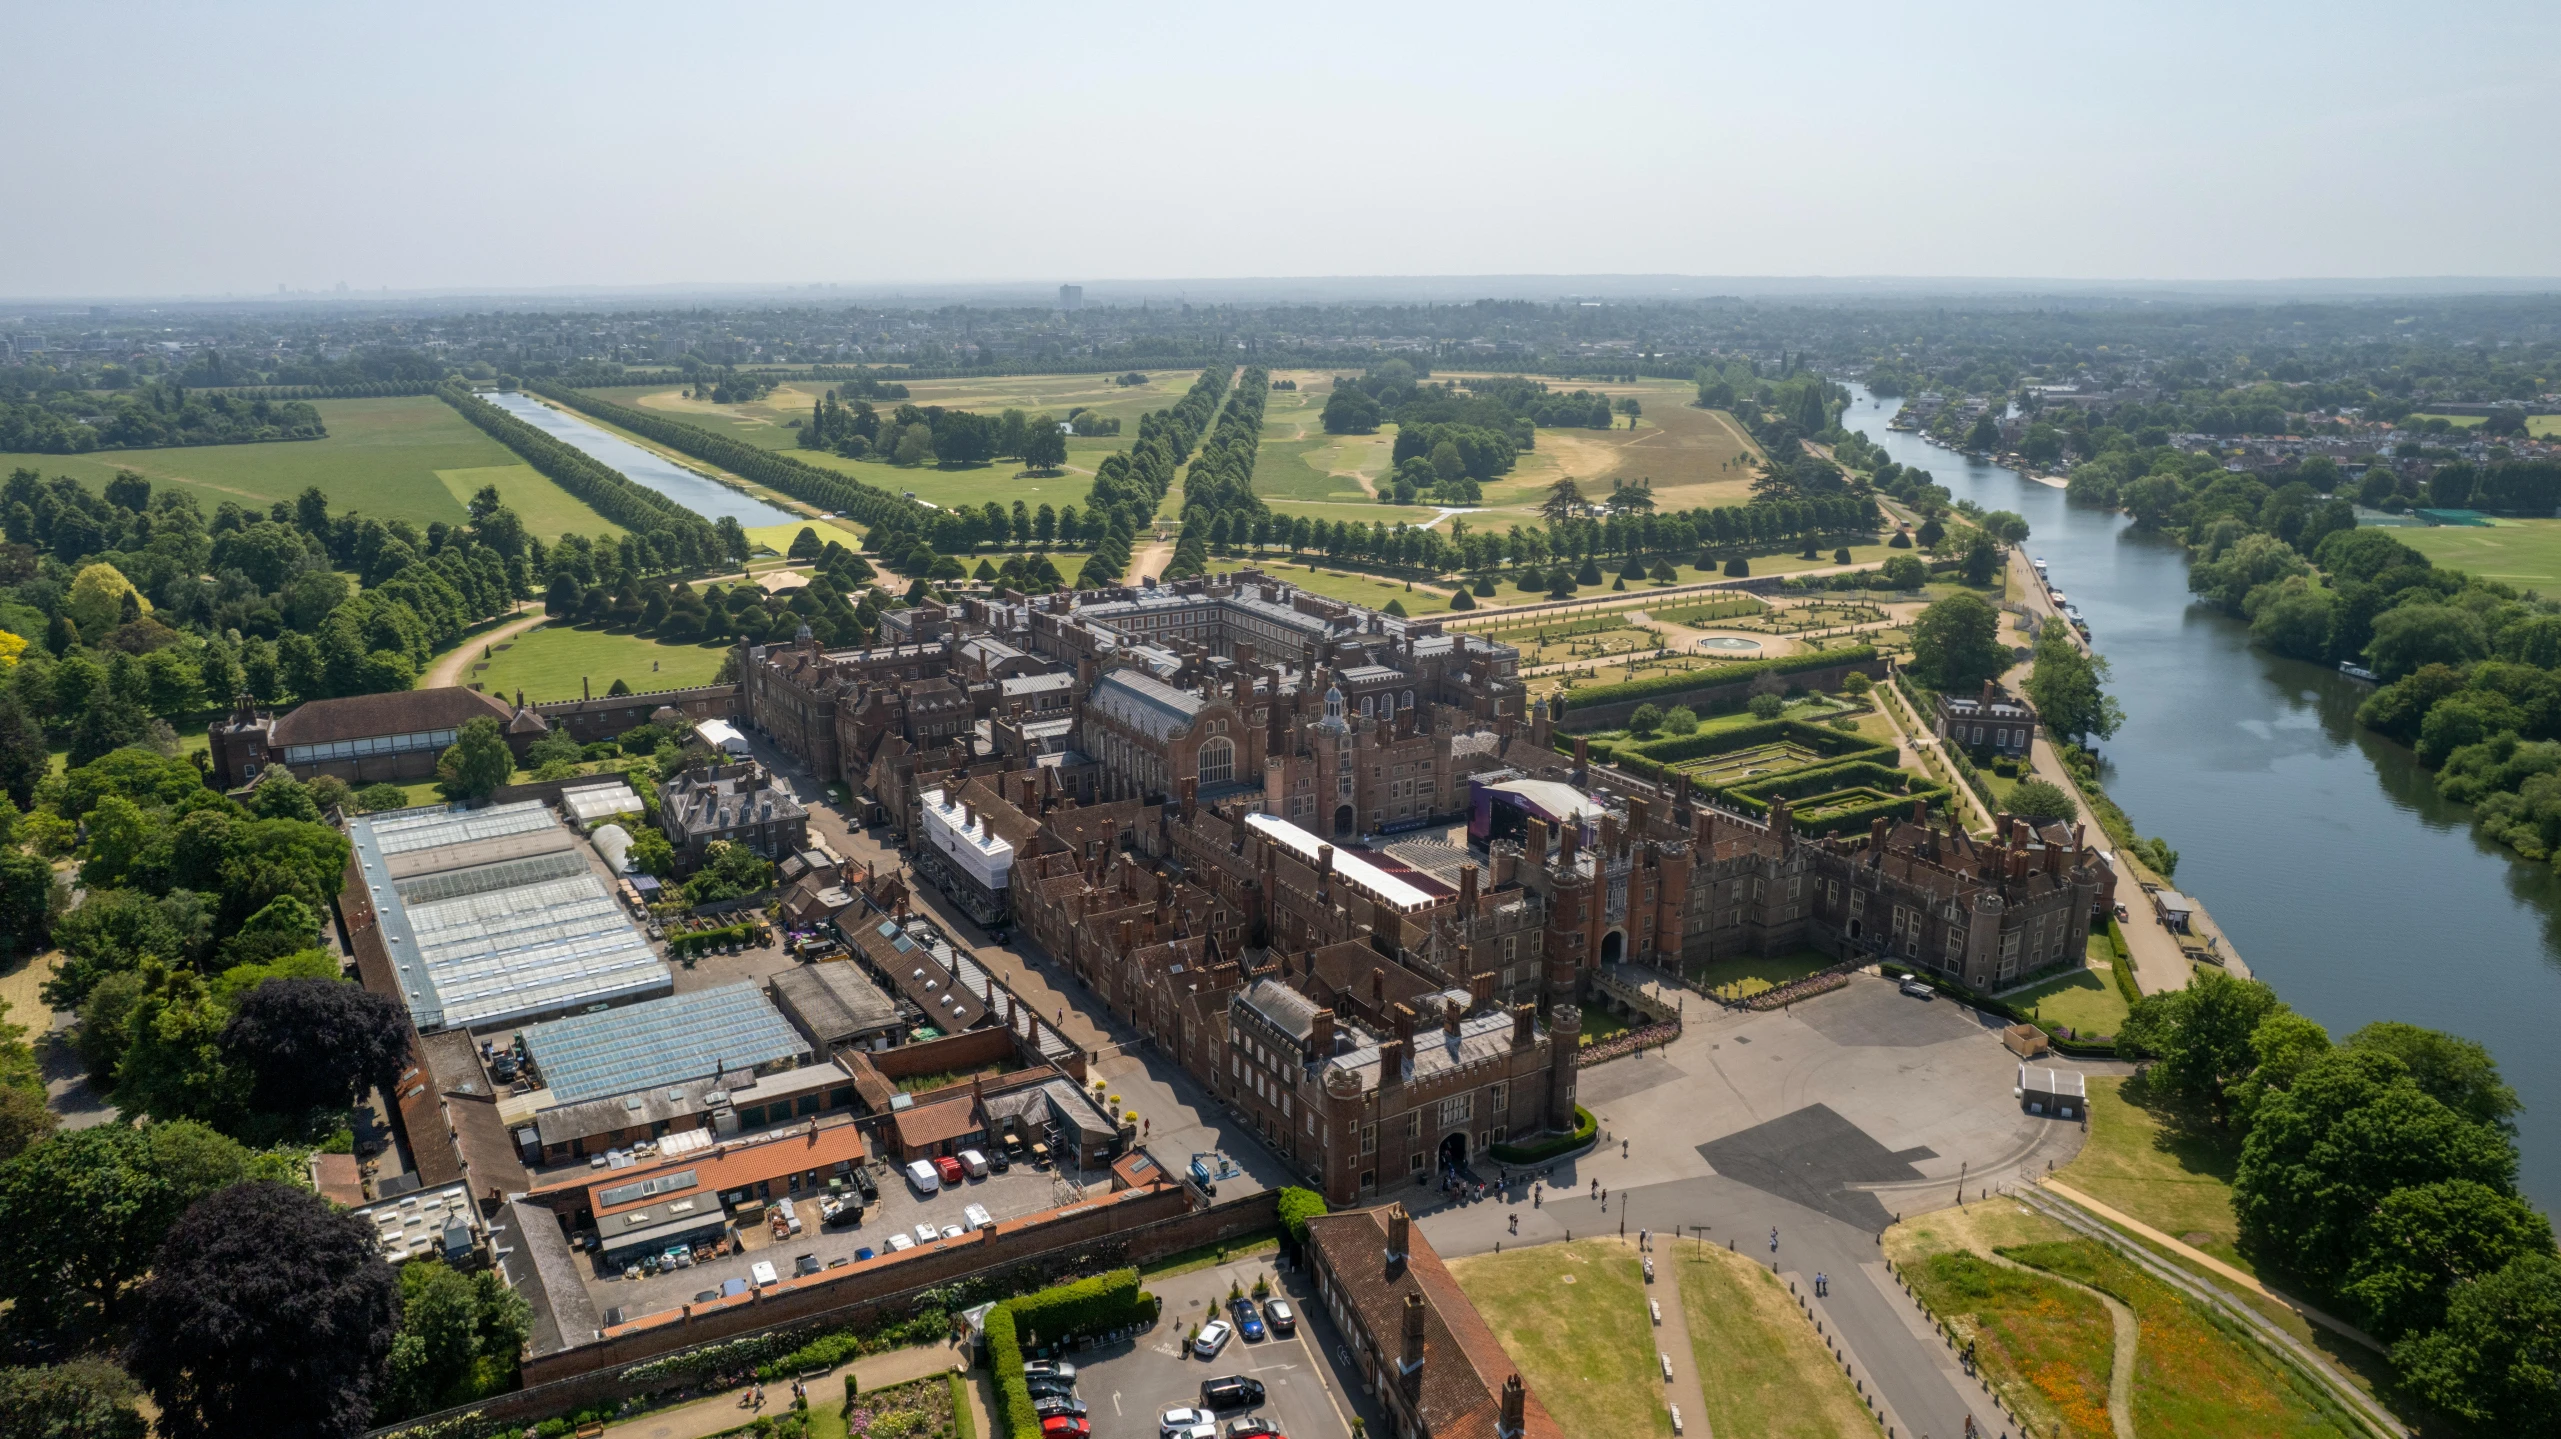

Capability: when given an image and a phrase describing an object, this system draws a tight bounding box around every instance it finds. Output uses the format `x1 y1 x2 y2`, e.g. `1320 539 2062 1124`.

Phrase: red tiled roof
1307 1208 1564 1439
270 686 513 746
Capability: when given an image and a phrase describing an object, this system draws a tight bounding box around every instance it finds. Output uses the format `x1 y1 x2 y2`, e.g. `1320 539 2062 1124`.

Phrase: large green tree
0 1123 252 1340
1905 593 2008 694
435 717 515 801
2234 1048 2519 1286
2023 623 2124 744
2340 1179 2554 1339
2116 970 2288 1126
2391 1252 2561 1430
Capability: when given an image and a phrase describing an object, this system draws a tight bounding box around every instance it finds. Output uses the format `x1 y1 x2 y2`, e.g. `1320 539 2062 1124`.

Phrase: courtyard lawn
1675 1242 1878 1439
0 395 620 532
465 623 731 705
742 517 868 555
1691 949 1837 1000
2397 517 2561 595
2054 1076 2248 1271
2010 1240 2354 1439
1448 1239 1670 1438
1259 561 1459 615
2004 959 2131 1040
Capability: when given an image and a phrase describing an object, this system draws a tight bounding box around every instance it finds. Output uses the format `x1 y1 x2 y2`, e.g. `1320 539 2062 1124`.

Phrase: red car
933 1155 965 1186
1039 1417 1090 1439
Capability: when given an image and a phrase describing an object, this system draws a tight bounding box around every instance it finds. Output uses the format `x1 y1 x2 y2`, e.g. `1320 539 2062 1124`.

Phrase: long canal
480 390 801 530
1845 385 2561 1210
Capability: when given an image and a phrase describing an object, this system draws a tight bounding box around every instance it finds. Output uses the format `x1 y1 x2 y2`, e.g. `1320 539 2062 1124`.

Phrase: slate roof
1089 669 1203 739
1306 1207 1564 1439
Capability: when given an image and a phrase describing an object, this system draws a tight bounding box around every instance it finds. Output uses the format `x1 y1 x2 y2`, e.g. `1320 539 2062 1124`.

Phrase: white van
905 1159 941 1195
956 1148 989 1179
962 1202 995 1232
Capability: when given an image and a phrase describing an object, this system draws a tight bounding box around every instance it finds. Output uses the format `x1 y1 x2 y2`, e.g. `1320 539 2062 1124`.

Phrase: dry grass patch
1449 1238 1669 1437
1675 1241 1876 1438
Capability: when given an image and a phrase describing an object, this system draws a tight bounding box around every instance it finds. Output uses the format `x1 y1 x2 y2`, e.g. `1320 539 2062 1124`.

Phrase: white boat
2032 557 2050 572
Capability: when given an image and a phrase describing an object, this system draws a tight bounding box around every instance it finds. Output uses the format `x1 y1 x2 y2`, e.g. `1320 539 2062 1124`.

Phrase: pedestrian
1509 1213 1519 1234
1622 1138 1629 1158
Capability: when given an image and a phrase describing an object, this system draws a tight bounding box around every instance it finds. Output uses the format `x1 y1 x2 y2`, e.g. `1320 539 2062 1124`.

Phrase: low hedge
2104 917 2141 1006
1629 717 1896 767
1564 645 1878 710
986 1304 1034 1439
668 923 753 958
1488 1105 1596 1164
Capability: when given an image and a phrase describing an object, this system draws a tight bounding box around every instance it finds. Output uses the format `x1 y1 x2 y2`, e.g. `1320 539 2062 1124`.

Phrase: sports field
467 624 731 704
0 395 622 534
2396 517 2561 594
2407 412 2561 437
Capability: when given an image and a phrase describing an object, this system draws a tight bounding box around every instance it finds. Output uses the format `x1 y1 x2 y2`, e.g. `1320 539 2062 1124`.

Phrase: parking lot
1038 1253 1381 1439
590 1156 1116 1318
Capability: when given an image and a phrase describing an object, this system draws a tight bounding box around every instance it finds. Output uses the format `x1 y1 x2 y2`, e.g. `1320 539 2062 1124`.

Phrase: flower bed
842 1372 960 1439
1575 1020 1680 1067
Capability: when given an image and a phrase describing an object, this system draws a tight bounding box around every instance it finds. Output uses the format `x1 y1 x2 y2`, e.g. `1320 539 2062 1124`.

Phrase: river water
1845 386 2561 1210
479 390 801 529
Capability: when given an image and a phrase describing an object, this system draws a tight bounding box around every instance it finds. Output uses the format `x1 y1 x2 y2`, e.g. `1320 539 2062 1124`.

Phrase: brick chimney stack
1379 1036 1406 1089
1629 796 1650 835
1391 1002 1417 1048
1386 1202 1410 1273
1118 919 1134 954
1371 967 1386 1009
1500 1374 1527 1438
1443 997 1463 1039
1309 1007 1336 1059
1511 1002 1535 1049
1559 820 1581 866
1399 1290 1428 1393
1460 861 1479 911
1525 815 1549 861
1468 967 1494 1011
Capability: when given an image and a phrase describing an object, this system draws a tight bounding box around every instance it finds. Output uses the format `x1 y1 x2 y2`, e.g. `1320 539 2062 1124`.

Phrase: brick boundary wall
368 1187 1281 1436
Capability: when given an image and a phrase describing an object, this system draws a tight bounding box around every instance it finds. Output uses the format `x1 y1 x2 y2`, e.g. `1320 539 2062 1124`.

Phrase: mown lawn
467 624 731 705
1676 1242 1877 1438
2003 957 2130 1039
2053 1076 2249 1271
2009 1240 2352 1439
1 395 618 532
1693 949 1837 1000
1449 1239 1670 1437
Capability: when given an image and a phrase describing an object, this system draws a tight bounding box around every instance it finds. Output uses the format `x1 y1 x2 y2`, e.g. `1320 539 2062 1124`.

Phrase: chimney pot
1401 1290 1428 1373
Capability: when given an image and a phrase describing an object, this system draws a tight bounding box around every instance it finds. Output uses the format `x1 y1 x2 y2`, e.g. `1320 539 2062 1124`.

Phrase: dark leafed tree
786 526 822 561
220 979 410 1120
128 1181 400 1439
1539 476 1585 525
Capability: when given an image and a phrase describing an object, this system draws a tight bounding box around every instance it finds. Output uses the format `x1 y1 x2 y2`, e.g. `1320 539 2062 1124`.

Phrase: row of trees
2119 976 2555 1427
437 383 721 566
1072 367 1233 587
1165 368 1272 581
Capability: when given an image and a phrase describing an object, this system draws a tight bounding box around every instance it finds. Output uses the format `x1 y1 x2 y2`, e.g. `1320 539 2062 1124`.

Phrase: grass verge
2053 1076 2246 1271
1449 1238 1670 1437
1675 1242 1878 1438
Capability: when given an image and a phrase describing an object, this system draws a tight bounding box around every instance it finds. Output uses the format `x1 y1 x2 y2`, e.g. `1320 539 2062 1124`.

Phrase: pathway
1650 1239 1712 1438
601 1339 973 1439
2040 1179 2380 1353
1976 1250 2138 1439
422 607 550 691
1873 675 1999 835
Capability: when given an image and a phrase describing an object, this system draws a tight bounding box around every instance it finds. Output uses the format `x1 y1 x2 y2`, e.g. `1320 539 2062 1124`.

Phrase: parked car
852 1166 879 1202
820 1195 862 1227
932 1155 965 1186
720 1277 748 1298
1199 1375 1264 1409
1264 1298 1297 1335
855 1246 877 1261
693 1289 720 1304
749 1260 779 1287
905 1159 942 1195
1191 1320 1233 1358
939 1223 964 1241
989 1147 1013 1173
1034 1396 1088 1419
1224 1420 1279 1439
792 1253 821 1277
1023 1361 1077 1382
1158 1407 1215 1438
957 1148 989 1179
1230 1297 1264 1341
962 1202 996 1231
1038 1417 1089 1439
1026 1375 1079 1399
914 1222 940 1246
1899 978 1934 1000
885 1233 915 1252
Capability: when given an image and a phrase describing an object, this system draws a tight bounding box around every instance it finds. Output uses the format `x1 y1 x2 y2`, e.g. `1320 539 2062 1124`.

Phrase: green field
1256 561 1459 615
2397 517 2561 594
1692 948 1838 999
0 395 623 534
435 464 624 541
2407 412 2561 437
1449 1239 1670 1438
2055 1076 2248 1269
467 623 731 704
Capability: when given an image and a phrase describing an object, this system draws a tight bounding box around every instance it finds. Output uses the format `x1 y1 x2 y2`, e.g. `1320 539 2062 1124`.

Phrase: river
1845 385 2561 1211
479 390 802 529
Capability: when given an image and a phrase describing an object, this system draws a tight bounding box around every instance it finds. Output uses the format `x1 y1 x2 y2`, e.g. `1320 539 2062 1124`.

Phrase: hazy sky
5 0 2555 298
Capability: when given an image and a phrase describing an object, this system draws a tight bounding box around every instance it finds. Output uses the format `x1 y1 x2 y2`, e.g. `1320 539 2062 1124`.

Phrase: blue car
855 1247 876 1261
1230 1297 1265 1341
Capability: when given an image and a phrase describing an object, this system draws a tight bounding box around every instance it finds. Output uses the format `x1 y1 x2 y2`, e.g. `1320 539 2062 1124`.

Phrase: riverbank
1840 382 2561 1210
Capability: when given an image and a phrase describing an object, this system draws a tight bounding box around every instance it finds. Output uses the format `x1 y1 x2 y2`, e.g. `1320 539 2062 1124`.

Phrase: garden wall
1556 648 1886 730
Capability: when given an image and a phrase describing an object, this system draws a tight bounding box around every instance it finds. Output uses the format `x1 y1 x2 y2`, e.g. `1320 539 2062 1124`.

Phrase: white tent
696 719 750 756
592 823 633 873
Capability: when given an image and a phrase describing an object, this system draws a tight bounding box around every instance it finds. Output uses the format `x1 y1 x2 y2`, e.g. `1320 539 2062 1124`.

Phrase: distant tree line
0 382 324 454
